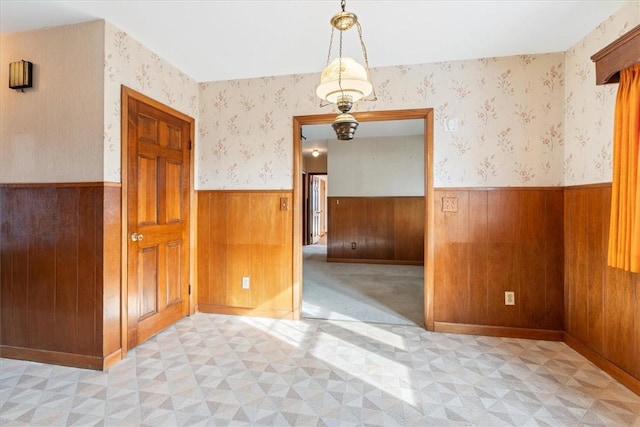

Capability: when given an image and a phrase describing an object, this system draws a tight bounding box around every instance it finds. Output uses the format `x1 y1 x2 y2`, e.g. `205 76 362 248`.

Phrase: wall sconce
9 60 33 91
312 149 320 157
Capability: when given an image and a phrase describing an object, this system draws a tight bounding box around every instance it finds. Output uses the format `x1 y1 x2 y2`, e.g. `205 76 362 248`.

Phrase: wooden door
319 177 327 236
310 176 321 244
302 172 309 245
126 95 191 349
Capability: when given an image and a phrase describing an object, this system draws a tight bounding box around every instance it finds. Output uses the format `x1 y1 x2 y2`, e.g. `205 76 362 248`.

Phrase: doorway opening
292 109 435 330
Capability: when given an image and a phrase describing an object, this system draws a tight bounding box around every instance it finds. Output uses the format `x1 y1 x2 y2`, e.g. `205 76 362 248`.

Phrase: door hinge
188 140 192 150
189 284 191 295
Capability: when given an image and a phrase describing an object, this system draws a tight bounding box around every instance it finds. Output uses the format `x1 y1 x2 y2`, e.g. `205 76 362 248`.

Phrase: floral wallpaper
564 0 640 186
103 22 199 183
198 52 566 189
98 0 636 188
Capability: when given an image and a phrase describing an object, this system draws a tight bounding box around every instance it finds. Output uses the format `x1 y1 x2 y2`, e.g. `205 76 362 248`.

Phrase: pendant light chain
319 26 336 107
357 21 377 101
338 24 345 101
325 27 335 68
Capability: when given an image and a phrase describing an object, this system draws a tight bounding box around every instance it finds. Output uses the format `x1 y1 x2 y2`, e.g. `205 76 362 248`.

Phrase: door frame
292 108 435 329
120 86 197 357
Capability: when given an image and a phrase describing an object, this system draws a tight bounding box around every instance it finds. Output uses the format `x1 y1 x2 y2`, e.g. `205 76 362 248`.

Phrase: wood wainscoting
0 183 122 370
197 191 294 318
564 184 640 394
327 196 425 265
433 188 565 335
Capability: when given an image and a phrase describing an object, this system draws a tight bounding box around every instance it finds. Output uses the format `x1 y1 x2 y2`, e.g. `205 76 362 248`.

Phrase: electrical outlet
242 276 250 289
351 242 357 250
505 291 515 305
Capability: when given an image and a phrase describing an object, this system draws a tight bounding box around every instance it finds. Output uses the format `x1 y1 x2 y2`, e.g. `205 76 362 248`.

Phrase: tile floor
1 313 639 426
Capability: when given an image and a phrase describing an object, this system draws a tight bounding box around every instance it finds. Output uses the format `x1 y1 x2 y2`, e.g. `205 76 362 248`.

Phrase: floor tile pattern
1 313 639 426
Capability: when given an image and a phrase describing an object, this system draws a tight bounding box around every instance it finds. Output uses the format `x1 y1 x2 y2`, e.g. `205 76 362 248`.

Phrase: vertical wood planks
434 188 564 331
0 184 121 364
565 184 639 384
327 196 425 264
197 191 293 316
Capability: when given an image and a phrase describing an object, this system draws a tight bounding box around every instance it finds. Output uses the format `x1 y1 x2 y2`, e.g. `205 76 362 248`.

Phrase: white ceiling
0 0 626 83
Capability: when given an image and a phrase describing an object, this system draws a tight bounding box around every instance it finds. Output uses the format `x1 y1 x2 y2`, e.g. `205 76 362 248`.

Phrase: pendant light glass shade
316 57 372 104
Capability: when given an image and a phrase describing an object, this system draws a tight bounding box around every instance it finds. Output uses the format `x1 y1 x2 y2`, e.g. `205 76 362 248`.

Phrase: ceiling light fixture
316 0 376 141
312 149 320 157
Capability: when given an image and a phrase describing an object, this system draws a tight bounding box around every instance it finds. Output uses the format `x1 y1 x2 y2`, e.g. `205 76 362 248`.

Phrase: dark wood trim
329 195 425 199
327 258 423 266
293 109 435 330
0 345 111 370
196 189 295 194
0 182 121 188
293 117 303 320
435 186 564 191
424 110 435 330
563 182 612 189
435 322 564 341
591 24 640 85
189 110 198 317
120 86 130 358
103 348 123 370
565 333 640 396
198 304 294 320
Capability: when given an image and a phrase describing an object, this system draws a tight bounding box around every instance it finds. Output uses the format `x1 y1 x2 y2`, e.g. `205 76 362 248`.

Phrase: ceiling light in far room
316 0 376 141
312 149 320 157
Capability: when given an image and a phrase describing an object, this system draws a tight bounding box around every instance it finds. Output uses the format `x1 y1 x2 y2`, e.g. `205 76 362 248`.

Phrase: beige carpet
301 244 424 326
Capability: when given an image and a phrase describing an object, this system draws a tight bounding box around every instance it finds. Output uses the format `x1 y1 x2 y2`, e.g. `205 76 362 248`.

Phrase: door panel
127 95 191 349
139 247 158 320
165 160 183 223
137 155 159 225
166 242 183 305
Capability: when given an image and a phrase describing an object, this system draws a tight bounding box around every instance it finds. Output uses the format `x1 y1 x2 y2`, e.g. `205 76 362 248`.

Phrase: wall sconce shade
9 60 33 90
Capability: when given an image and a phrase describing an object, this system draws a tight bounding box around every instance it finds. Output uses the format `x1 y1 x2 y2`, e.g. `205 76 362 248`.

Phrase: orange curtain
608 63 640 273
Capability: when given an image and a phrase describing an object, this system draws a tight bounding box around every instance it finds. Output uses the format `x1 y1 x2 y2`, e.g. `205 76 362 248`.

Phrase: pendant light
316 0 376 140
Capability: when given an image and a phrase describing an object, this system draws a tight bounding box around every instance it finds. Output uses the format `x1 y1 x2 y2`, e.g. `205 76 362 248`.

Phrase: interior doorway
292 109 435 330
303 173 327 246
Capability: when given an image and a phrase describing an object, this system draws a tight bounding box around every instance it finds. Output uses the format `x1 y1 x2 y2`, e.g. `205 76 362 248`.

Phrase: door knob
131 232 144 242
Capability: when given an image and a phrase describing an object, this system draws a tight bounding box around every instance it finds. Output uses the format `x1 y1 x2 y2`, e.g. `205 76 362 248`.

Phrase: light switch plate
444 118 459 132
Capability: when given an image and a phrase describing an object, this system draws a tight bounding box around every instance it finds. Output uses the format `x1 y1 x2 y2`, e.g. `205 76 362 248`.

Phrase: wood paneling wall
197 191 293 318
0 184 121 369
433 188 564 334
564 184 639 392
327 197 424 264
